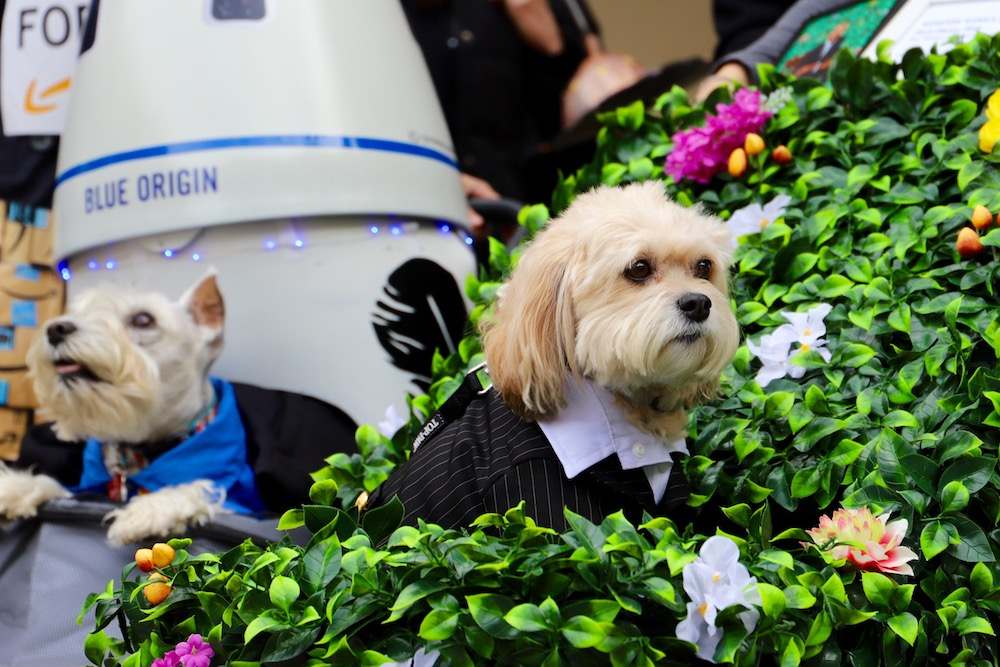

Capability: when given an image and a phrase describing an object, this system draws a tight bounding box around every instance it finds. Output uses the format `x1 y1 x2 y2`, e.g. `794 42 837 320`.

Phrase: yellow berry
744 133 765 156
151 543 176 569
727 148 748 178
957 227 984 259
972 205 992 230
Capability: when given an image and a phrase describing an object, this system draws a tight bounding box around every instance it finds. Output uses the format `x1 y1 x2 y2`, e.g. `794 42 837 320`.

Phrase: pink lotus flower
806 507 918 576
666 89 773 184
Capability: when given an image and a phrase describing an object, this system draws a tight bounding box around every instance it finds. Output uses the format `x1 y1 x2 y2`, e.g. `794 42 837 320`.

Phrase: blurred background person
402 0 598 208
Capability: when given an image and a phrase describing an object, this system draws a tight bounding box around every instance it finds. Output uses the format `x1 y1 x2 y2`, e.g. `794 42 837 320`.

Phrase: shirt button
632 443 646 458
460 29 475 43
446 36 460 49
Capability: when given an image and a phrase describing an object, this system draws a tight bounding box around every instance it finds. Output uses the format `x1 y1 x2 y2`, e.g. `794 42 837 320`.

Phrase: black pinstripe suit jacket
370 386 692 532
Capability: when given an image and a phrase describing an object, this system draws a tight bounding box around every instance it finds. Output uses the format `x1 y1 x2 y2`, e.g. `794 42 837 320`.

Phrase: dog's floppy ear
180 271 225 346
481 229 576 419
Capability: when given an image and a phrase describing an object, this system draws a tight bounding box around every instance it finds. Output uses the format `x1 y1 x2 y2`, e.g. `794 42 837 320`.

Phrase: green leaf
84 631 114 666
940 480 970 513
821 574 847 603
277 509 304 530
921 521 957 560
419 609 459 641
939 456 995 494
784 585 817 609
504 603 550 632
838 343 876 367
760 549 794 569
948 516 996 562
956 616 996 636
303 536 342 591
758 582 786 618
861 572 895 607
387 581 450 623
888 612 919 646
245 611 288 643
361 495 404 544
970 562 994 597
466 594 518 639
780 635 803 667
958 161 984 191
791 467 821 498
561 616 608 648
805 611 833 647
269 576 300 614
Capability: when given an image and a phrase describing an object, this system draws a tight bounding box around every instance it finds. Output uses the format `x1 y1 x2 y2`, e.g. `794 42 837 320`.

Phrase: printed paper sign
1 0 90 136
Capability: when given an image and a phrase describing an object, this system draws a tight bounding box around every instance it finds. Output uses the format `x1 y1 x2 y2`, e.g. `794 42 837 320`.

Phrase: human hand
562 35 645 128
501 0 563 55
693 61 750 103
460 173 501 237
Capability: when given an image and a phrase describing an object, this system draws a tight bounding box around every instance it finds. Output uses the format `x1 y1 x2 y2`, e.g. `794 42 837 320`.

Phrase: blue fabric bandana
73 377 265 515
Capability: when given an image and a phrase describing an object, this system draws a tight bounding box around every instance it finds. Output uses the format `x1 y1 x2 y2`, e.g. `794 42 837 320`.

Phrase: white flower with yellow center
676 536 760 662
726 194 792 248
747 303 833 387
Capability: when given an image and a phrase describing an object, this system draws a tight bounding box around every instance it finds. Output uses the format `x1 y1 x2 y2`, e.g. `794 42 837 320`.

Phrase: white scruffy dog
0 272 228 544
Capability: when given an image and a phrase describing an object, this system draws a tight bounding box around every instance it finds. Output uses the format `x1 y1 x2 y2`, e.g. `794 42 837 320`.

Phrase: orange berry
972 205 992 230
744 133 765 156
144 574 171 605
957 227 984 258
771 145 792 164
151 543 175 569
134 548 154 573
727 148 748 178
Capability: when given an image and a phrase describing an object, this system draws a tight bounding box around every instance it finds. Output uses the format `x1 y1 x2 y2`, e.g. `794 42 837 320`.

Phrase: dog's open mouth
674 332 703 344
54 359 101 382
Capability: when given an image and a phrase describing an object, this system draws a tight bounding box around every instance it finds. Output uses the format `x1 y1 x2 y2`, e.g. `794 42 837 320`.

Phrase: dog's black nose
46 321 77 346
677 293 712 322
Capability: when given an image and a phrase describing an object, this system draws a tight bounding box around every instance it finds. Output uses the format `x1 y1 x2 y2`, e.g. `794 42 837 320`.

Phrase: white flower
747 303 833 387
763 86 794 113
377 403 407 438
726 195 792 247
747 331 797 387
676 536 760 662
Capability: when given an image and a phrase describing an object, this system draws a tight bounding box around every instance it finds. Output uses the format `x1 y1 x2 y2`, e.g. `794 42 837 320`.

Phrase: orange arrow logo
23 77 72 114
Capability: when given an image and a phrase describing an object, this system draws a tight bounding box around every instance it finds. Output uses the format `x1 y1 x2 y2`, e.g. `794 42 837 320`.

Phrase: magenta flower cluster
665 89 773 184
151 634 214 667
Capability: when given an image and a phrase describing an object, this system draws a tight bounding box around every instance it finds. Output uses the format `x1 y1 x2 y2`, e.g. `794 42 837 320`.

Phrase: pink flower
666 89 773 184
174 634 214 667
151 651 180 667
806 507 919 576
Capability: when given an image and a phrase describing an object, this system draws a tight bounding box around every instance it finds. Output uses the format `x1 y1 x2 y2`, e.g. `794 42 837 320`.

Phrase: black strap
411 370 485 451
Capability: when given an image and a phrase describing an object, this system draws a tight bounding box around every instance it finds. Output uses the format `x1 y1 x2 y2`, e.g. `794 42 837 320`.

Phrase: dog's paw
0 463 71 520
104 480 225 545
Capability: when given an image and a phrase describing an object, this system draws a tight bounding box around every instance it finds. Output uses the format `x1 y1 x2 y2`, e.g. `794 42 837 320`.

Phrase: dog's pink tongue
56 362 81 374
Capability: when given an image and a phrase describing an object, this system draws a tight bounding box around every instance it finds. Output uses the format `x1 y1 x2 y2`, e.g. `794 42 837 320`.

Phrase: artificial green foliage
83 37 1000 665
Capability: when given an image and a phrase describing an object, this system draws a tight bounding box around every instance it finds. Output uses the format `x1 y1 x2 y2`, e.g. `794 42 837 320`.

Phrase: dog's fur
0 273 229 544
482 181 740 440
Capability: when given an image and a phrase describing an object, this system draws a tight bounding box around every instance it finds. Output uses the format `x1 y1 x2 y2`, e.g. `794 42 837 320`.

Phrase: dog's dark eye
694 258 713 280
624 259 654 283
129 311 156 329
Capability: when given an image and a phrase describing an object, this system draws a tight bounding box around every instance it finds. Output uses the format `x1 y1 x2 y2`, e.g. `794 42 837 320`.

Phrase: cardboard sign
0 407 29 460
0 369 37 409
1 0 90 136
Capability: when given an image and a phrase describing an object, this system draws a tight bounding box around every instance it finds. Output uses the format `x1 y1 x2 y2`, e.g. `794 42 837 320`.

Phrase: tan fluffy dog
483 181 740 439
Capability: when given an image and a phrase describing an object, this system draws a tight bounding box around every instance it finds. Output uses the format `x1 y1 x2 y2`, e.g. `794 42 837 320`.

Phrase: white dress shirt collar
536 377 688 504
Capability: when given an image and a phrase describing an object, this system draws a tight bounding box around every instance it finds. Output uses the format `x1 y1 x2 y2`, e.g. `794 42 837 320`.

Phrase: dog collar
102 395 219 501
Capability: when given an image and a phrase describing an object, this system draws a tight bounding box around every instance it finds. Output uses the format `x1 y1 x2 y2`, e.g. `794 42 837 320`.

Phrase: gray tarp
0 499 283 667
